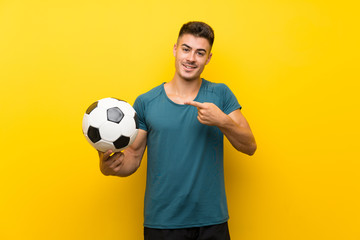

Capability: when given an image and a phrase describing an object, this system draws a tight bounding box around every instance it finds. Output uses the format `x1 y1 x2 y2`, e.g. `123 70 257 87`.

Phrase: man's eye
197 52 205 56
182 48 190 52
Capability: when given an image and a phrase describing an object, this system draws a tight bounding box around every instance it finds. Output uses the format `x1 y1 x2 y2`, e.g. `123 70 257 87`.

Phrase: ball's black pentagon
113 135 130 149
87 126 101 143
134 113 139 129
86 101 98 114
107 107 124 123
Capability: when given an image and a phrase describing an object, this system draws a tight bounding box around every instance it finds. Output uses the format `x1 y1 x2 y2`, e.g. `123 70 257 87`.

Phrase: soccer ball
82 97 139 152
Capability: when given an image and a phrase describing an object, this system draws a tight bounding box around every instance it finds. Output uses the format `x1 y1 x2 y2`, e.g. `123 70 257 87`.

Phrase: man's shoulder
202 79 231 94
136 83 164 103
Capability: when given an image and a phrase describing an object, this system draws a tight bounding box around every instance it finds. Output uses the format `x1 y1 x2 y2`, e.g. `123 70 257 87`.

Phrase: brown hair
178 21 215 47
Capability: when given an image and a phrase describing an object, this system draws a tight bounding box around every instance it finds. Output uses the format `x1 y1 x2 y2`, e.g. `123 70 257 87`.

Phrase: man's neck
164 76 202 104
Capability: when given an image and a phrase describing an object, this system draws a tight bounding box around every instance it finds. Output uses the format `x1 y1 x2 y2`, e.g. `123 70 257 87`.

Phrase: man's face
173 34 212 82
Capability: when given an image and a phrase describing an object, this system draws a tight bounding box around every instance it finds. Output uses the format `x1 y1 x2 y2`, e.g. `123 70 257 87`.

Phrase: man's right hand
97 129 148 177
98 150 125 176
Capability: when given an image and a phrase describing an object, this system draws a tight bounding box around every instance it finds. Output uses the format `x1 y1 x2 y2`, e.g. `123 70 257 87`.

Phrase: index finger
184 100 204 108
99 149 113 161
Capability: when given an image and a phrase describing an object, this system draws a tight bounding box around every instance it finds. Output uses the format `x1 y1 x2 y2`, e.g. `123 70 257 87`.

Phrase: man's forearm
219 115 257 155
115 150 143 177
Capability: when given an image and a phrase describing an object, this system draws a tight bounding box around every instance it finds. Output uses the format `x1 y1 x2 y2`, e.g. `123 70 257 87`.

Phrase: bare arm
219 109 257 155
98 129 147 177
185 101 257 156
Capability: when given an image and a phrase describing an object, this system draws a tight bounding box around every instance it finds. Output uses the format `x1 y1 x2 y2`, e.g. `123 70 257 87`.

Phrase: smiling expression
173 34 212 82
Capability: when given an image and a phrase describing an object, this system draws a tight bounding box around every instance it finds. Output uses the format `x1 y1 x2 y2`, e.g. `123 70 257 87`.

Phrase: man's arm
185 101 257 156
219 109 257 155
98 129 147 177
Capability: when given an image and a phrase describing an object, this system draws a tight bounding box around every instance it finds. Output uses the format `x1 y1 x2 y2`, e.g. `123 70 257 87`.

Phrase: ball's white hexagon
98 98 121 109
82 114 90 135
94 139 116 153
99 121 122 142
129 129 139 146
115 101 135 117
88 107 107 128
119 116 136 136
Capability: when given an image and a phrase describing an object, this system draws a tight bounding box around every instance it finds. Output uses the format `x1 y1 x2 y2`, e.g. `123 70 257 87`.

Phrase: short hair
178 21 215 47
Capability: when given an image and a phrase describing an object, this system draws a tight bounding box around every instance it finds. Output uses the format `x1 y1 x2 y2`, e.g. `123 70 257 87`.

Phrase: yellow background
1 0 359 239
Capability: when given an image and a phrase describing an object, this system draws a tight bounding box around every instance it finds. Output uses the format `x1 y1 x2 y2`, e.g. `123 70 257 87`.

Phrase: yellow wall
1 0 359 239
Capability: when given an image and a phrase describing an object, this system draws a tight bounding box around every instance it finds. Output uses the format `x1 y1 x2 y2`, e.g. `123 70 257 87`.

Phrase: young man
99 21 257 240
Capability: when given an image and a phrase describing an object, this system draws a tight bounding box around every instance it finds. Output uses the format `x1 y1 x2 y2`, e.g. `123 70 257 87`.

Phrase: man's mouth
182 63 197 70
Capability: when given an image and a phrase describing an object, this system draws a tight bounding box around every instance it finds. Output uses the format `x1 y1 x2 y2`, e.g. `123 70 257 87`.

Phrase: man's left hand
185 100 227 127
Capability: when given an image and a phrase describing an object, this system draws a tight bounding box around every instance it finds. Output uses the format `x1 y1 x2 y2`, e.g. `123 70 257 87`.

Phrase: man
99 21 257 240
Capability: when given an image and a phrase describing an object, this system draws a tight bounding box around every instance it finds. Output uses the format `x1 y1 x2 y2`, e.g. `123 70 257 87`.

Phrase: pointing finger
184 100 204 108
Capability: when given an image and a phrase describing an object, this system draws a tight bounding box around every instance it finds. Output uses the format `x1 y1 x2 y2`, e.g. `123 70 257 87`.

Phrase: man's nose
186 52 196 62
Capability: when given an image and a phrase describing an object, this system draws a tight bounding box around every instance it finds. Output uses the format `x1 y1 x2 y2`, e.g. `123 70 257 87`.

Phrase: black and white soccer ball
82 97 139 152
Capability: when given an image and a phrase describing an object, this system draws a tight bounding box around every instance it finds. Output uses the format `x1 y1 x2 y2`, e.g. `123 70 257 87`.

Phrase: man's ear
173 44 177 57
206 53 213 65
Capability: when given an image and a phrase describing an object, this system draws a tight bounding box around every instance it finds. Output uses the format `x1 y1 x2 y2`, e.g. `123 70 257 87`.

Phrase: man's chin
182 76 199 82
179 72 200 82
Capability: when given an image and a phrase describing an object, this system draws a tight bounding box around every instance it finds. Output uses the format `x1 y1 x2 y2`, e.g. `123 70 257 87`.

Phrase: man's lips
182 63 197 70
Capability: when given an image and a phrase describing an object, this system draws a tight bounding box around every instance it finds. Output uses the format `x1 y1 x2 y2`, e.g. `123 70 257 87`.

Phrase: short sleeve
133 95 148 131
221 84 242 115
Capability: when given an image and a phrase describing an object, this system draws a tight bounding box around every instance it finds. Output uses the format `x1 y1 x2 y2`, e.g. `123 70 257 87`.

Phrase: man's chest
145 103 200 133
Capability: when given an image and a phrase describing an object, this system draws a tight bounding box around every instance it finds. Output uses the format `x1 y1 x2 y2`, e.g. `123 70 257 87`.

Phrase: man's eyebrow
181 44 207 53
